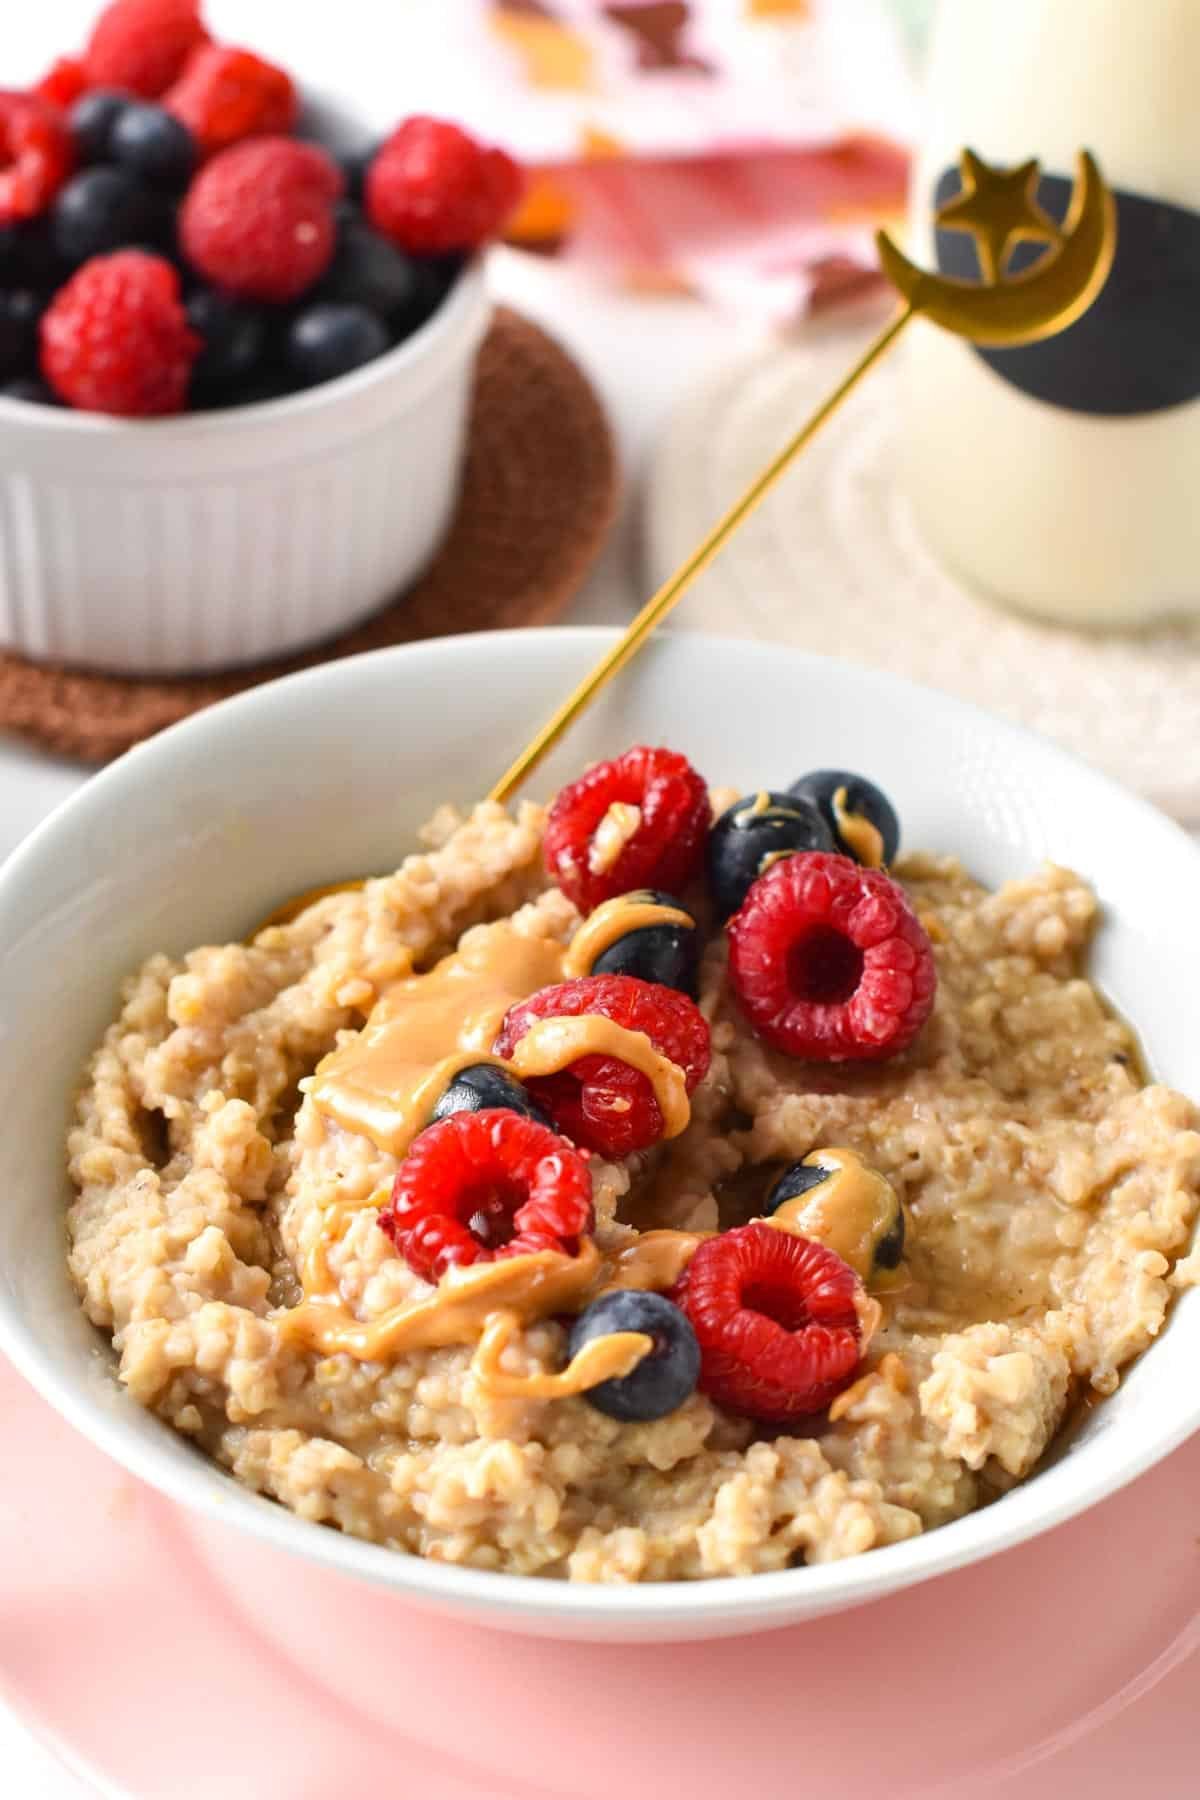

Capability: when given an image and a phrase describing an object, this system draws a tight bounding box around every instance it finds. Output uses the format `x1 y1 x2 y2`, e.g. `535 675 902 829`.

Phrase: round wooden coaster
0 307 617 764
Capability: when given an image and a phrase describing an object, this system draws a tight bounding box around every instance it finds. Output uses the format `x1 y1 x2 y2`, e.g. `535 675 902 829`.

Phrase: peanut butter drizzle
595 1228 710 1294
509 1016 691 1139
832 786 885 869
732 790 813 829
278 1228 708 1364
279 898 708 1367
561 894 694 979
308 917 693 1156
855 1290 884 1349
588 800 641 874
280 1239 606 1358
307 924 567 1154
471 1312 653 1399
764 1147 904 1287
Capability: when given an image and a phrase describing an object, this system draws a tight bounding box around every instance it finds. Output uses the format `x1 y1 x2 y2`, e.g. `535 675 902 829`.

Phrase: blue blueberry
873 1207 905 1271
431 1063 554 1129
569 1289 700 1422
764 1160 831 1215
110 104 196 192
0 219 65 291
284 302 389 388
69 90 128 164
52 167 156 264
318 213 445 334
186 289 265 400
420 252 464 308
788 770 900 866
338 142 379 204
706 790 834 920
765 1158 906 1274
0 374 60 406
589 889 700 997
208 373 293 411
427 252 465 286
0 290 41 380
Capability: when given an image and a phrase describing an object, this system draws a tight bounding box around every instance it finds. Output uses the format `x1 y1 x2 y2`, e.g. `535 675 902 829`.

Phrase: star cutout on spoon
936 149 1063 284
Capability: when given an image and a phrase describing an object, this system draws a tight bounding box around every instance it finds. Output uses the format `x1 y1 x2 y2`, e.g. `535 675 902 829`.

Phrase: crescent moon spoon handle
488 301 915 805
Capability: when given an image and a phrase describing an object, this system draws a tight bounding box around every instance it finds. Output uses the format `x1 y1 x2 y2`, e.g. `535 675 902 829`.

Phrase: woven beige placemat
646 321 1200 823
0 306 617 764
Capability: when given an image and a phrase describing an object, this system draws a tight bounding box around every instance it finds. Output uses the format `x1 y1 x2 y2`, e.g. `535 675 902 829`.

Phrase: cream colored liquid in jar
903 0 1200 628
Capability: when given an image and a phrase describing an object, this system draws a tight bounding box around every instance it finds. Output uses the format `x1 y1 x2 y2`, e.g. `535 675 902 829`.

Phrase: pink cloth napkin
402 0 915 323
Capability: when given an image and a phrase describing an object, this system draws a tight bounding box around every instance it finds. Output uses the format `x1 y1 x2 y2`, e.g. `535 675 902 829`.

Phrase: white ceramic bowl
0 261 489 675
0 628 1197 1643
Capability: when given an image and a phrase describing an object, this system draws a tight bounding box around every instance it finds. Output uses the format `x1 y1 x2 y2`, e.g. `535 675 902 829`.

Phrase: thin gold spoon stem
488 300 914 805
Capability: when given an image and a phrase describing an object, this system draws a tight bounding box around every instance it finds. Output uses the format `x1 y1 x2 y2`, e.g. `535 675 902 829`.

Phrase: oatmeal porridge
67 748 1200 1582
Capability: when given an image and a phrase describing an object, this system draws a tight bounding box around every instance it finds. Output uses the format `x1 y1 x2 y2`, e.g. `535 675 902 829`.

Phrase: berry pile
1 0 522 415
371 744 937 1427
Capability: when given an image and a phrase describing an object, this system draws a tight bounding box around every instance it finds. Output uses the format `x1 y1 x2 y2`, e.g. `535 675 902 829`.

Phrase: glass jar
902 0 1200 628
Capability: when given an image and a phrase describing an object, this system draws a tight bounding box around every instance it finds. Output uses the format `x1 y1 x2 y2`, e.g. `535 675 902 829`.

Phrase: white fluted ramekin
0 260 489 675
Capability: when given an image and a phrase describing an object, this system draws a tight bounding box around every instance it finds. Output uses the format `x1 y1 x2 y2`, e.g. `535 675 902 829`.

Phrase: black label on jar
933 166 1200 416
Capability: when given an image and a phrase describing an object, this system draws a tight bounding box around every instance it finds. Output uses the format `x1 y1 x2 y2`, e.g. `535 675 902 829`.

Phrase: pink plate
1 1350 1196 1800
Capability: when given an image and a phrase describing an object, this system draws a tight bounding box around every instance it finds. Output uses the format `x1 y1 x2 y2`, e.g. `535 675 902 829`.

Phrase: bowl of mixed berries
0 0 521 674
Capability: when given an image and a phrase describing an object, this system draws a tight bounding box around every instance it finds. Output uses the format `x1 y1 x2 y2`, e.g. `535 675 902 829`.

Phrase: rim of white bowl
0 254 487 436
1 626 1199 1628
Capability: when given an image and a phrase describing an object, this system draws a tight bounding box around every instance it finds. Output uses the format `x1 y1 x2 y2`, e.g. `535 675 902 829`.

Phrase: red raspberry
380 1109 594 1284
727 851 936 1062
365 115 523 254
0 92 75 224
40 249 200 415
494 973 710 1158
671 1222 864 1421
84 0 210 99
164 45 297 158
179 137 342 302
32 58 88 112
544 745 710 915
